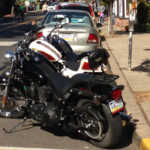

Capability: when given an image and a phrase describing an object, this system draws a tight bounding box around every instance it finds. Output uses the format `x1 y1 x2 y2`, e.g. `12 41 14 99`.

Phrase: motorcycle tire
76 100 122 148
89 103 123 148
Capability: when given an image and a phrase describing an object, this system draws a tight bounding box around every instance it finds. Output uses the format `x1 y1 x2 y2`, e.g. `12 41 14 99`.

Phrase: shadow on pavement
144 48 150 51
132 59 150 76
114 31 128 35
114 122 136 149
0 24 32 39
113 30 150 36
42 121 136 149
42 125 88 141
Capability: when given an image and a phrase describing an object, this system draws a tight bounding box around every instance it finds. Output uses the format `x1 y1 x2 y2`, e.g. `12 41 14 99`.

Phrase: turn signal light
87 34 98 44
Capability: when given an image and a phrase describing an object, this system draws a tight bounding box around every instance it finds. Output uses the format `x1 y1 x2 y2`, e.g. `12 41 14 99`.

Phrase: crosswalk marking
0 41 17 46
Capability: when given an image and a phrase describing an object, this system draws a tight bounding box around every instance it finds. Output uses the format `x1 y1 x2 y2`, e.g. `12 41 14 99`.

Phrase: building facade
113 0 129 30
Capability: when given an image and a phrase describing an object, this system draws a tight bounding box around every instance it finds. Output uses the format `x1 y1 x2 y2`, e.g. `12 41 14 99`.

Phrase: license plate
109 99 124 114
60 34 73 41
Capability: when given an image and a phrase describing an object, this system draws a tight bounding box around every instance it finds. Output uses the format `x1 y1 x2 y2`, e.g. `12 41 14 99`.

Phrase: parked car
47 2 59 11
35 9 101 54
56 2 95 19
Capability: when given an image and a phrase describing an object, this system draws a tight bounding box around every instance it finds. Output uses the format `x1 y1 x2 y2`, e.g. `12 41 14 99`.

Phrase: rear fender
112 85 124 91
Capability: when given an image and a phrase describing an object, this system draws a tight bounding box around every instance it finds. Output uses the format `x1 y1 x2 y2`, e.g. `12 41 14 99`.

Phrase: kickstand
2 117 27 134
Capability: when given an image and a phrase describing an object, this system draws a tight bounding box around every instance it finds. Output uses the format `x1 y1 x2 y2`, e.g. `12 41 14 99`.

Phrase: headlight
5 51 15 60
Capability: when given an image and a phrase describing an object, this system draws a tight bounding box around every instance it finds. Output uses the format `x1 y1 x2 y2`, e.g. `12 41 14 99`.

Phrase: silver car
36 9 101 54
47 2 59 11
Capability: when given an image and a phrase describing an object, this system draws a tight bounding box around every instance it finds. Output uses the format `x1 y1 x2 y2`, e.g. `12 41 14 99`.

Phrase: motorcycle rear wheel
89 104 122 148
77 100 122 148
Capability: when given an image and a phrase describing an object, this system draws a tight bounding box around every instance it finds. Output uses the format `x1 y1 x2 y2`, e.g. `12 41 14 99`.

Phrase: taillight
56 5 61 10
36 32 43 38
82 62 91 70
87 34 98 44
112 89 122 100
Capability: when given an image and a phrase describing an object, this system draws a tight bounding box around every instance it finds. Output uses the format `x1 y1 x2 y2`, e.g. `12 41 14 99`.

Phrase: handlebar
47 24 64 43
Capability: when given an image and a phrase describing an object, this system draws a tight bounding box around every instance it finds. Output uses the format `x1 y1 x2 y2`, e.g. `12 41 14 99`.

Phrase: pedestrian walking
91 0 98 17
99 12 104 24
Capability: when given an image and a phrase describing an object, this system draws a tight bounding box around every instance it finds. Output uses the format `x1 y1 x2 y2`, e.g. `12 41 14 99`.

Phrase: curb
102 37 150 150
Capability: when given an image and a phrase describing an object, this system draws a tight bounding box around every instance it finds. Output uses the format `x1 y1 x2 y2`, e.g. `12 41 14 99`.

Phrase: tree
137 0 148 24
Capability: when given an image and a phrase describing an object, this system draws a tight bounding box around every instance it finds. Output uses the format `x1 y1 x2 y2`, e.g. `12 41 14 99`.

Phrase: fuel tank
29 39 62 62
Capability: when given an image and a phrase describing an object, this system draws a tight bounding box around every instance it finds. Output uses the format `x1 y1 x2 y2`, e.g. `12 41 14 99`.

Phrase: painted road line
0 41 17 46
140 138 150 150
0 147 67 150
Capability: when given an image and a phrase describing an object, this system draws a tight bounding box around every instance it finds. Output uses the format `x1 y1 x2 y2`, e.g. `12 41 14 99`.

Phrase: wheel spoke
78 109 104 140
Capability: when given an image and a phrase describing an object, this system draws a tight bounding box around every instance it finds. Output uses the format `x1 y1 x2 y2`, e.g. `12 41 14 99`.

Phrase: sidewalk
101 23 150 150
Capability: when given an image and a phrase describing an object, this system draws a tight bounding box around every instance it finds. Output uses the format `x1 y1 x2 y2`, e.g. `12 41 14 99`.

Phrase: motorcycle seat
48 72 90 98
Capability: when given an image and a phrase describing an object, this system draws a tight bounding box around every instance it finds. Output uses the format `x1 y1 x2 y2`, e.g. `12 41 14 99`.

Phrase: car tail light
111 89 122 100
36 32 43 38
87 34 98 44
56 5 61 10
82 62 91 70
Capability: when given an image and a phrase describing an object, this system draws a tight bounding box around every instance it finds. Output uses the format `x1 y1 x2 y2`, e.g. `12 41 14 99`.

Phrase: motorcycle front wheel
77 100 122 148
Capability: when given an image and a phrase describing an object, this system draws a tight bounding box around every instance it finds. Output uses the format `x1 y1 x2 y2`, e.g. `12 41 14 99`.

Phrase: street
0 15 138 150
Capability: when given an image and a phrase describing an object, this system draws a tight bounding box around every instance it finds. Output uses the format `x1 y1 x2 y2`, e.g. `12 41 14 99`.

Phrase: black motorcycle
0 40 126 148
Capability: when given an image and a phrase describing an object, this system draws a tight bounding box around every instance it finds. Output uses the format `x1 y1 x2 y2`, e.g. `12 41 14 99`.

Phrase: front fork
2 62 14 108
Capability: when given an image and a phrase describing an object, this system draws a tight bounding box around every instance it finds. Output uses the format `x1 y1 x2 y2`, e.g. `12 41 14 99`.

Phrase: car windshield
43 12 92 26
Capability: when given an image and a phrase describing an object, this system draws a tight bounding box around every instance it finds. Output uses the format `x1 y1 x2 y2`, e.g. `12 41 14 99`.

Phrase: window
43 12 92 26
